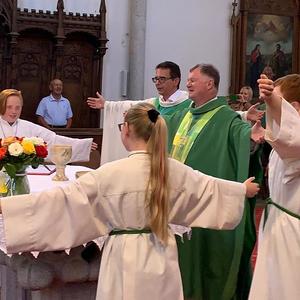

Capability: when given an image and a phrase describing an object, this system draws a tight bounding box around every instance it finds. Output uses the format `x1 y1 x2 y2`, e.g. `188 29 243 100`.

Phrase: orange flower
1 136 17 147
0 147 7 159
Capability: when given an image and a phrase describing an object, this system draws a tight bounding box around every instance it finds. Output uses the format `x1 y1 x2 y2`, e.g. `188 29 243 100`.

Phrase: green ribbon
263 197 300 229
171 105 225 163
109 228 152 236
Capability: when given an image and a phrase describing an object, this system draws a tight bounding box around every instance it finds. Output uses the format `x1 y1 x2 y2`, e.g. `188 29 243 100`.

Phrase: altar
0 165 101 300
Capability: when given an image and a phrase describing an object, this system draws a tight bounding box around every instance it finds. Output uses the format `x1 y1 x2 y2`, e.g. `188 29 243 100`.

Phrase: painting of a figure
245 14 293 96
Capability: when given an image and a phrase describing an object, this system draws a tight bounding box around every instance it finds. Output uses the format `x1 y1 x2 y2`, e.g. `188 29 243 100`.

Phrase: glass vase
7 173 30 196
2 167 30 196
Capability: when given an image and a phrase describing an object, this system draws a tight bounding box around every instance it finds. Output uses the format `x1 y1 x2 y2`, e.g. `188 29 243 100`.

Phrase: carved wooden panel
61 33 99 128
0 0 107 128
15 30 53 123
0 1 11 89
242 0 298 15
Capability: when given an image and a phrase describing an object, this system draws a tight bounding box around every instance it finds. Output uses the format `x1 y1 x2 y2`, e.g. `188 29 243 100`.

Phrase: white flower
8 142 24 156
24 137 45 146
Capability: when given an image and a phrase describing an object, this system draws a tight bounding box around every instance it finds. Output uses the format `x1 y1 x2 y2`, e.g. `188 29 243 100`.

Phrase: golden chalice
49 145 72 181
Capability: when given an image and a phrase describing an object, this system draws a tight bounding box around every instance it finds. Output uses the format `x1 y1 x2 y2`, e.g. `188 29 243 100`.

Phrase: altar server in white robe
249 74 300 300
0 103 259 300
87 61 190 165
0 89 97 163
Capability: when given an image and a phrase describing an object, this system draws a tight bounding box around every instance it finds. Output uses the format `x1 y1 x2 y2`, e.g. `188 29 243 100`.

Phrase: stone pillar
128 0 147 99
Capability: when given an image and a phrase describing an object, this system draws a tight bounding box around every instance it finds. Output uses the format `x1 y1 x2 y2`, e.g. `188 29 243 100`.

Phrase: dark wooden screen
16 29 53 122
0 0 108 128
61 33 100 128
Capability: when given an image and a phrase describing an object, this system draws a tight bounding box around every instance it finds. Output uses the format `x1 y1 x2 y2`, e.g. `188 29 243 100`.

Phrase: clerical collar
159 89 182 102
192 96 218 108
158 90 189 107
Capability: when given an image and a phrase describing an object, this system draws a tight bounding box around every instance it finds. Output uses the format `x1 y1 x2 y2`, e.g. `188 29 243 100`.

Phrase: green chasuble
153 97 192 115
165 97 256 300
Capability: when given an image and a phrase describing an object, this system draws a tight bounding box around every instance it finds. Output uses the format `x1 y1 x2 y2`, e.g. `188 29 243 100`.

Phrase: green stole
171 105 225 162
153 97 192 116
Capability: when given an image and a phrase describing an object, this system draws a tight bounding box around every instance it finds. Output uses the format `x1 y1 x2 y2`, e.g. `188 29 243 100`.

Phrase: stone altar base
0 244 101 300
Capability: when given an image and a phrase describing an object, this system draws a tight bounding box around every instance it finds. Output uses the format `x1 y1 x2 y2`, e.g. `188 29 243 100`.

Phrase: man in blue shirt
36 79 73 129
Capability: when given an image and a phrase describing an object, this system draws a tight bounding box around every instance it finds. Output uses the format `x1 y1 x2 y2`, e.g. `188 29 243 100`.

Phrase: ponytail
125 103 169 244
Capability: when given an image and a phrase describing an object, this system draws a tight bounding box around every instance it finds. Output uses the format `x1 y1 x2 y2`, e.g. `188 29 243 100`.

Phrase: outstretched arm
251 120 265 143
0 170 109 253
169 161 259 230
87 92 106 109
246 103 265 122
243 177 260 197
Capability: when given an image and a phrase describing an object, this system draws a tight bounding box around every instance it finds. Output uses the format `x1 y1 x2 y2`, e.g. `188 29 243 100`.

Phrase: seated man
36 79 73 129
0 89 97 163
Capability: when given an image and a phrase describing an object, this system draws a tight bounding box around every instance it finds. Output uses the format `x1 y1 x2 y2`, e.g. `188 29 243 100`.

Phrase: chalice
49 145 72 181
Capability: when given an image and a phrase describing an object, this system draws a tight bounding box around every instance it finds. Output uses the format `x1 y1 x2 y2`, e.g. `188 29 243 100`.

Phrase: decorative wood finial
99 0 107 14
57 0 65 11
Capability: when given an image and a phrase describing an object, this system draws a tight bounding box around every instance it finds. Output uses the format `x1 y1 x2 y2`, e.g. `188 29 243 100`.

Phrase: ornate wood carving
0 0 108 128
241 0 298 15
230 0 300 95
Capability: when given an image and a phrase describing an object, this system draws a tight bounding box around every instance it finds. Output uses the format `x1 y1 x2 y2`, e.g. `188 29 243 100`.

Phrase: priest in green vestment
165 64 262 300
87 61 191 164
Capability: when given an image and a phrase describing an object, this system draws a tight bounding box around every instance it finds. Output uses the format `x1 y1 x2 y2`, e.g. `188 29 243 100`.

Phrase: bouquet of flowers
0 136 48 177
0 137 48 195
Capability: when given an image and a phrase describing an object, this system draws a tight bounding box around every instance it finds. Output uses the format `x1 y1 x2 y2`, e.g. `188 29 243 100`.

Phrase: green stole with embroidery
170 105 225 163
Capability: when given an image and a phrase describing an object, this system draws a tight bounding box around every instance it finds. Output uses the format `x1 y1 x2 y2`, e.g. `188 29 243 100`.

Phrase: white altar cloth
26 165 91 193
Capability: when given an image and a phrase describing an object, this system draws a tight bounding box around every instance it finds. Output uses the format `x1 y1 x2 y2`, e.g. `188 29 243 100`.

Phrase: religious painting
245 14 293 95
230 0 299 97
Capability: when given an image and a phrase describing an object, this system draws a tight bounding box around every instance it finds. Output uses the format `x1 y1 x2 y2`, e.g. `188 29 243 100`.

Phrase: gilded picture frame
245 14 293 95
230 0 300 97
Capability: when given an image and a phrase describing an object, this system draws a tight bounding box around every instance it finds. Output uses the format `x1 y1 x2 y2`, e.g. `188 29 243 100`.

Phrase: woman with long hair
0 103 259 300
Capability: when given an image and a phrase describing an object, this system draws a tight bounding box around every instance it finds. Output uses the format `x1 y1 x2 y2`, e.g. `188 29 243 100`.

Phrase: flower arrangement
0 136 48 178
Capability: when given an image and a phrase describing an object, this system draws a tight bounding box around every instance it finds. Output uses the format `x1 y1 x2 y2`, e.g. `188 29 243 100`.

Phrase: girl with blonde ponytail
0 102 259 300
124 102 170 244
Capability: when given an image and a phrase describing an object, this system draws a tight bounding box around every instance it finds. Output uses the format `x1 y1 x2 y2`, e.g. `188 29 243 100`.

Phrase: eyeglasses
151 76 173 83
118 123 124 131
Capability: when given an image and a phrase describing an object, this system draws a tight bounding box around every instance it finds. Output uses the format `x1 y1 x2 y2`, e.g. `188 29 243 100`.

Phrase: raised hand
87 92 106 109
246 103 265 122
258 74 274 102
258 73 282 125
243 177 260 198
